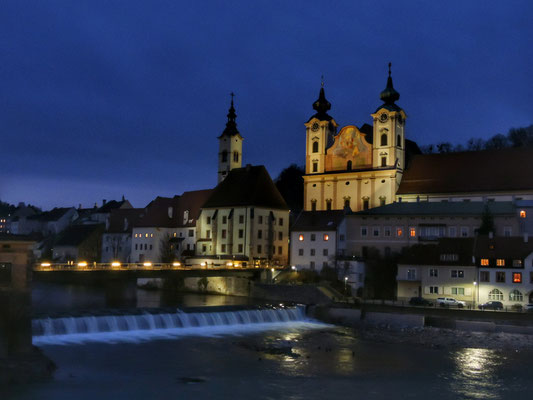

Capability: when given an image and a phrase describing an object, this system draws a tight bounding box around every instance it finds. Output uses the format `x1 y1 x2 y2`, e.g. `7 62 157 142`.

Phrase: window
480 271 490 282
373 227 380 237
361 227 368 237
312 141 319 153
206 230 211 239
440 254 458 261
310 249 315 256
222 216 227 224
311 234 316 241
451 270 464 278
380 197 386 207
311 201 317 211
278 232 283 241
347 161 352 171
509 289 523 301
397 134 401 147
362 198 369 210
326 199 332 211
310 261 315 270
259 216 263 224
396 227 403 237
233 152 239 162
430 286 438 294
221 244 226 252
407 269 416 280
239 215 244 224
429 269 438 277
384 226 391 237
513 260 522 267
480 258 489 266
149 244 152 250
345 198 351 209
207 216 211 224
299 234 304 241
202 245 207 252
460 227 468 237
298 249 303 256
381 133 387 146
488 289 504 301
339 234 345 241
238 229 244 239
381 157 387 167
279 218 283 226
448 227 457 237
238 244 243 252
257 230 262 239
504 227 512 237
323 234 329 241
188 229 194 237
222 229 227 239
513 273 522 283
278 246 282 255
144 244 147 250
452 287 465 295
496 272 506 283
257 245 262 254
221 151 228 162
520 210 526 218
323 249 328 256
312 162 318 172
135 244 138 250
530 272 533 283
496 259 505 267
409 227 416 237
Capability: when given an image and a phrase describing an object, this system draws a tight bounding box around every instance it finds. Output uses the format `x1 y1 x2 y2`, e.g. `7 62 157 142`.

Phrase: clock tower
218 94 243 184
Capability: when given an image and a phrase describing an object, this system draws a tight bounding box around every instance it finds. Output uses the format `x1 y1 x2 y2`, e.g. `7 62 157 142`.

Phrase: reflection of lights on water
451 348 502 400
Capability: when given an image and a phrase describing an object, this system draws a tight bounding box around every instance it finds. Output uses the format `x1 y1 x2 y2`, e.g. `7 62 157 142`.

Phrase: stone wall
251 283 332 304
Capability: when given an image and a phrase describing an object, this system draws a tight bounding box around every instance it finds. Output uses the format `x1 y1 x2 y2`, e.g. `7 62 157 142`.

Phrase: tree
159 233 175 263
484 134 509 150
275 164 305 212
508 125 533 147
466 138 484 151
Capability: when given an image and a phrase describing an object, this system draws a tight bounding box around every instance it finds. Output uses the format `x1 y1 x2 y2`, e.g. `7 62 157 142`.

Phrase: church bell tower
218 93 243 184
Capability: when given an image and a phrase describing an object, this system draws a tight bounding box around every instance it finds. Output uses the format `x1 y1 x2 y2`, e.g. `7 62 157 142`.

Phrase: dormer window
168 207 173 218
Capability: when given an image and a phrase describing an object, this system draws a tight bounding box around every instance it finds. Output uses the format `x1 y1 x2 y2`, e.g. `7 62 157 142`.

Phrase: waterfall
31 305 325 345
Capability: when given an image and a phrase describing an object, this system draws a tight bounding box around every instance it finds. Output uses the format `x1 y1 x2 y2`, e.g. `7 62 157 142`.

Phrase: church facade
303 65 407 212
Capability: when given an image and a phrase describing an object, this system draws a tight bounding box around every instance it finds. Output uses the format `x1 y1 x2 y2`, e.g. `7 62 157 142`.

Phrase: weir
31 305 326 345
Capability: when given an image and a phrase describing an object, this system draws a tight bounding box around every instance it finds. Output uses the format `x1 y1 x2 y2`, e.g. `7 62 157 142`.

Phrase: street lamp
344 276 348 294
473 281 477 309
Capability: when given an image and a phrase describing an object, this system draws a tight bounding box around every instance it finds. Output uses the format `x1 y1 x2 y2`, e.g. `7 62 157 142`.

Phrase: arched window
312 141 319 153
381 134 388 146
488 289 503 301
397 134 402 148
509 289 523 302
347 160 352 171
326 199 332 211
311 199 317 212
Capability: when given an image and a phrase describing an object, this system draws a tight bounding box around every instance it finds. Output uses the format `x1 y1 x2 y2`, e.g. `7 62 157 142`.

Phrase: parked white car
436 297 467 308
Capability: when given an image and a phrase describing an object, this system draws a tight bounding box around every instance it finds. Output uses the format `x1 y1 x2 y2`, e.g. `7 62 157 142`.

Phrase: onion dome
309 80 333 122
377 63 402 112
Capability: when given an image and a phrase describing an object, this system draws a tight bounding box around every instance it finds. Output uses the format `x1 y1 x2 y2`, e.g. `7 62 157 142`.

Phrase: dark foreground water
5 325 533 400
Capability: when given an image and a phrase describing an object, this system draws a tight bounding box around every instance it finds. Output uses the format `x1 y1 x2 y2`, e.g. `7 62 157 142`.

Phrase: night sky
1 1 532 210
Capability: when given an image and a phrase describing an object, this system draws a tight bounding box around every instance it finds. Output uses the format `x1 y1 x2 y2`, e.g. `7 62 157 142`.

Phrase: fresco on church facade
325 125 372 171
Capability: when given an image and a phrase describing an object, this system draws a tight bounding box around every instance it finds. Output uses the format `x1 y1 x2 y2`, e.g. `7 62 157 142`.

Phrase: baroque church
304 64 412 212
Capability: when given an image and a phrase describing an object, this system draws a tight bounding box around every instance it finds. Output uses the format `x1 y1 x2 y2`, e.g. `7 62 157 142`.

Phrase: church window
233 152 239 162
312 141 319 153
326 199 332 211
397 134 402 147
379 197 386 207
312 162 318 172
344 198 351 209
381 157 387 167
347 160 352 171
221 151 228 162
381 134 388 146
311 200 317 211
363 198 369 210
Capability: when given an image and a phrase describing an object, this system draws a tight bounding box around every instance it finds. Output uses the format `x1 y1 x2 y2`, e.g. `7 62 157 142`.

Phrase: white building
101 208 145 263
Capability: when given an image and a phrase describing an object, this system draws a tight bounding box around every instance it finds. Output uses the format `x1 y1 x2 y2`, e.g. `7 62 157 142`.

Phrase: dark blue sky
1 1 532 210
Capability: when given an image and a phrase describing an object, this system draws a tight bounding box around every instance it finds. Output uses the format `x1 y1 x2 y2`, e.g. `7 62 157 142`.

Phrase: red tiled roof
397 147 533 195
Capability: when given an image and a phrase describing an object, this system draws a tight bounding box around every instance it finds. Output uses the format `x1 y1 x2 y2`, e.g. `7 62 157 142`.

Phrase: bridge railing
34 262 284 272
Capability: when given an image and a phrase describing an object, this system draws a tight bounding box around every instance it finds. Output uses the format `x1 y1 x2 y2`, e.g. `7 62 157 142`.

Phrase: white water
32 306 330 345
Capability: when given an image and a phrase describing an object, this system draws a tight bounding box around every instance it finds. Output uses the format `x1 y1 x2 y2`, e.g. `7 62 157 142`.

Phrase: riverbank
0 347 56 385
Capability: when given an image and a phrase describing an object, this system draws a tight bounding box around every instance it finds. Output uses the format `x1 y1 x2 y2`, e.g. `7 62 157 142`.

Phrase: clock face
311 122 319 131
379 113 388 123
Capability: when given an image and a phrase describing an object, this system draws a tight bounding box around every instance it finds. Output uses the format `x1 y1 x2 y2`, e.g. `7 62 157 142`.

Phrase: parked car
478 301 504 311
409 297 433 307
436 297 467 308
525 304 533 313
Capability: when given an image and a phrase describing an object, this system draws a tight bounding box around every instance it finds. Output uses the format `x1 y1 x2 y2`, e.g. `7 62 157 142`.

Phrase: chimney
525 233 529 243
489 231 494 239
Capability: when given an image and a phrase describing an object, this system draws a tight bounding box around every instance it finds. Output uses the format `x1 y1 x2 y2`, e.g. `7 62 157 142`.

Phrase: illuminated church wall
325 126 372 171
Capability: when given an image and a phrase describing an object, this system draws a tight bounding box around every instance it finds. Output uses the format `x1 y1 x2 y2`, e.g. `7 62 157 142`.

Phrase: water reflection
451 348 502 399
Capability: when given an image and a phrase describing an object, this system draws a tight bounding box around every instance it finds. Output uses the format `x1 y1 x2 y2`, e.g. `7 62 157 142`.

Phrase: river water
4 283 533 399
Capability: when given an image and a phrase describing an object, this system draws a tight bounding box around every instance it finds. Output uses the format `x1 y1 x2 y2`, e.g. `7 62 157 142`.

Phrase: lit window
396 227 403 237
513 273 522 283
488 289 503 300
150 233 153 238
145 233 148 238
496 259 505 267
520 210 526 218
513 260 523 267
480 259 489 266
298 234 304 241
509 289 523 301
323 234 329 241
409 227 416 237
